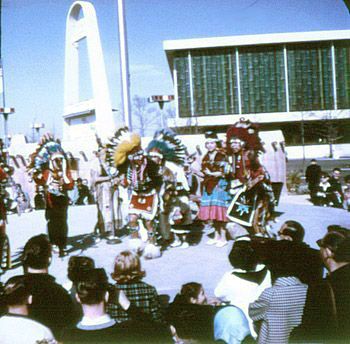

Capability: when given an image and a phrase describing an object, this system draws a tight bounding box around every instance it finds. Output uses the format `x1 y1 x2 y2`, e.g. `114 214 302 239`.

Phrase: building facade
164 30 350 159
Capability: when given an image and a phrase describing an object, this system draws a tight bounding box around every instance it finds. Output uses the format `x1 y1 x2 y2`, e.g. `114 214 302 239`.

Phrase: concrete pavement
1 195 349 299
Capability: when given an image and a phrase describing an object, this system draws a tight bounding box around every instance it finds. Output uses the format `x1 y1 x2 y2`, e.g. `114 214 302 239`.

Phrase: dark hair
179 282 202 304
22 234 51 270
76 268 109 305
3 275 30 306
229 240 258 271
318 231 350 263
68 256 95 283
279 221 305 243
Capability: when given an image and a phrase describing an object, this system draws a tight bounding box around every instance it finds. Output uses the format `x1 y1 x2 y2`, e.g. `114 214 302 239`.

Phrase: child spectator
215 237 271 338
107 250 163 323
168 282 251 343
0 275 57 344
62 268 171 343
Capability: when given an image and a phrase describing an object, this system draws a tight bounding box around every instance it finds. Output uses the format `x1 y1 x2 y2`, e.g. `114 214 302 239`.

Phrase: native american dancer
90 134 122 242
145 129 186 247
105 128 162 258
28 134 74 257
198 131 231 248
226 119 274 235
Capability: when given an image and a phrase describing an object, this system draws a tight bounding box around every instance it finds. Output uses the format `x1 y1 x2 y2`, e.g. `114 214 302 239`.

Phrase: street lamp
31 122 45 142
0 107 15 148
148 95 175 128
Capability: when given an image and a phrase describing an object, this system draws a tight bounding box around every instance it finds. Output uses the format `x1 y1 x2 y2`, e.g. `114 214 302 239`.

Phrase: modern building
164 30 350 159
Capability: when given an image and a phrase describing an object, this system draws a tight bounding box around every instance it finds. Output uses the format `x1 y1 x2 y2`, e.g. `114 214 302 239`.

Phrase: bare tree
132 95 159 136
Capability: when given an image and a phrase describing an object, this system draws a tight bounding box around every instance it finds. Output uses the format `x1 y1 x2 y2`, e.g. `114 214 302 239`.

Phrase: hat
226 118 264 153
317 231 350 262
204 131 218 143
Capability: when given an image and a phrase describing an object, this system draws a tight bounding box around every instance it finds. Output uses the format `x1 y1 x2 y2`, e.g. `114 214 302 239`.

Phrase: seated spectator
249 248 308 344
314 172 331 206
62 268 171 343
75 178 91 205
328 168 344 208
215 237 271 338
168 282 251 344
0 275 57 344
21 234 78 338
63 255 96 320
292 230 350 343
251 220 324 286
107 250 163 323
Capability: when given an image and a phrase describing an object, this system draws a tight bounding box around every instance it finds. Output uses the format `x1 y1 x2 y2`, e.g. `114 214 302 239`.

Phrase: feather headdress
98 127 143 175
226 118 265 153
27 133 67 175
146 129 186 165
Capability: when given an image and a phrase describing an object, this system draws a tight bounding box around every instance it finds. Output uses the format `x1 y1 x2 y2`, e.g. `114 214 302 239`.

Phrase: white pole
117 0 132 130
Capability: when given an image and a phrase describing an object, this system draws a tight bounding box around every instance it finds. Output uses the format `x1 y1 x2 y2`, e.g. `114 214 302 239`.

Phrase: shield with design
227 186 256 227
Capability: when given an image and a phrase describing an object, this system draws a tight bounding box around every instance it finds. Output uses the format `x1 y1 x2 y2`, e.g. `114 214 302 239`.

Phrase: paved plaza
1 194 349 299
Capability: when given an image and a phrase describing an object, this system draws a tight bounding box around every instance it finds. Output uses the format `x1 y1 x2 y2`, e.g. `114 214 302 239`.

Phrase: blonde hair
111 250 145 283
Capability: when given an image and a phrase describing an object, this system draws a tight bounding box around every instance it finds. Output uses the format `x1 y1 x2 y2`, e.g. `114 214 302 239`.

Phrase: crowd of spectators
0 221 349 343
305 160 350 210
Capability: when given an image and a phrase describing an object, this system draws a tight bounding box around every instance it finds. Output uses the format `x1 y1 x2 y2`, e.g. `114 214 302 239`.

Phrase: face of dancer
52 157 63 172
230 139 243 154
149 152 162 165
205 141 217 153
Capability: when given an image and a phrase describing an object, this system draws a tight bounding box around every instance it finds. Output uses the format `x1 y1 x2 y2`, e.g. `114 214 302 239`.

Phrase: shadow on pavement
66 233 99 255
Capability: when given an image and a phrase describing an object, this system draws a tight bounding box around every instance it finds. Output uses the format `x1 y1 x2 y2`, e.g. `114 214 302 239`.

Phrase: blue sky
1 0 350 138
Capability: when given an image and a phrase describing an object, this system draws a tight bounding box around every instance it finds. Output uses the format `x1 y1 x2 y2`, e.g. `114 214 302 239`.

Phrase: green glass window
191 49 239 116
287 43 334 111
239 46 286 114
334 41 350 109
174 52 191 118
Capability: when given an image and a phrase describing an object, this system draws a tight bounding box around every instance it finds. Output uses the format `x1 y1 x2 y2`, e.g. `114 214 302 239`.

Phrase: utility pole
117 0 132 130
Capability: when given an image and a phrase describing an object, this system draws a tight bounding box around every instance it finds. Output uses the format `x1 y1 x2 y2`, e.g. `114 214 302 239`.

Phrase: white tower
63 1 115 148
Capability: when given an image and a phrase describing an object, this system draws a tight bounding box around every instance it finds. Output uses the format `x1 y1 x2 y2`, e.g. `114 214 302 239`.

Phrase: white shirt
214 266 272 337
0 314 56 344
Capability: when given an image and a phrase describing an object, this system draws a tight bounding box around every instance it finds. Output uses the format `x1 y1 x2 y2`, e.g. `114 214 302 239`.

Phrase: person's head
317 231 350 272
129 149 145 167
76 177 82 185
310 159 317 165
229 138 244 154
278 221 305 243
67 256 95 284
332 168 341 180
148 149 163 165
76 268 109 305
111 250 145 283
180 282 207 305
229 239 258 272
204 131 218 152
3 275 31 313
22 234 52 273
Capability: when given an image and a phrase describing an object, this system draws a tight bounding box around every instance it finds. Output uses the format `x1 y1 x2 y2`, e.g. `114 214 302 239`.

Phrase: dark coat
305 164 321 186
25 273 79 338
291 263 350 343
251 238 324 286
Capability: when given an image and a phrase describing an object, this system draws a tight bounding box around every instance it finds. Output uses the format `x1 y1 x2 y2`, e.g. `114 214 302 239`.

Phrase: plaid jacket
249 276 308 344
107 281 163 323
